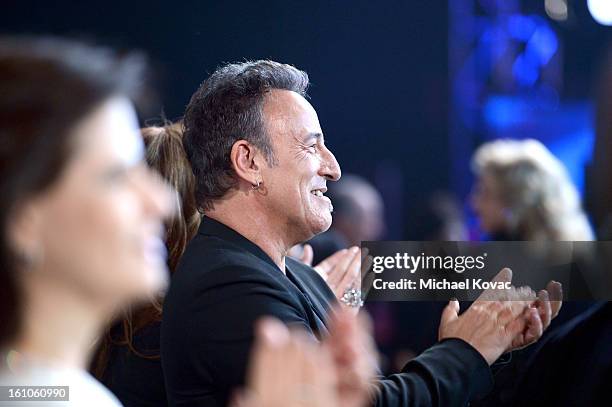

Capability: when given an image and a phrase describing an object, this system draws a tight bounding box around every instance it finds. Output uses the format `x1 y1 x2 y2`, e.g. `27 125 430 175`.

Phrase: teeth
312 190 324 197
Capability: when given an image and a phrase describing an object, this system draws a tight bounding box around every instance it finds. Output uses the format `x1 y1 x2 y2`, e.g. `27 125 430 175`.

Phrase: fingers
505 308 529 341
315 247 372 309
327 306 374 367
522 307 543 345
514 285 537 301
325 307 376 407
255 317 290 346
249 318 339 407
546 280 563 318
338 247 363 291
249 318 289 393
311 343 336 388
300 244 313 266
327 246 359 289
477 268 513 301
291 329 318 386
536 289 552 330
507 305 544 351
282 329 336 407
314 248 349 276
327 307 359 360
356 310 374 336
492 267 513 283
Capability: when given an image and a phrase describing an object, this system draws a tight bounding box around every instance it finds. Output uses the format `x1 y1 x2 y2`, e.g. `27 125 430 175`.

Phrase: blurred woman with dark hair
0 37 174 405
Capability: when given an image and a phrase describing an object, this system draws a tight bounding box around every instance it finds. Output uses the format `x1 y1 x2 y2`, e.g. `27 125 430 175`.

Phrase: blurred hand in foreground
232 318 338 407
323 307 378 407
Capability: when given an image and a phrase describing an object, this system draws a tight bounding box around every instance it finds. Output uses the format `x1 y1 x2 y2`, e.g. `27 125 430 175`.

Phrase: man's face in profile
258 89 341 243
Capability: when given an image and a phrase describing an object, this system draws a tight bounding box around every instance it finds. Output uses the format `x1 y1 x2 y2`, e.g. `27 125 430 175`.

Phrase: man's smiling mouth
310 187 327 197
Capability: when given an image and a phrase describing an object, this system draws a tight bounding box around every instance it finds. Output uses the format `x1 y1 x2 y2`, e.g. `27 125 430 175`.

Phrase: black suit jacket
161 217 493 407
513 302 612 406
101 322 167 407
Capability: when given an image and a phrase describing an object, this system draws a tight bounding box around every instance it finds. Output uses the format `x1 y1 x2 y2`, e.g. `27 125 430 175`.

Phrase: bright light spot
588 0 612 26
545 0 568 21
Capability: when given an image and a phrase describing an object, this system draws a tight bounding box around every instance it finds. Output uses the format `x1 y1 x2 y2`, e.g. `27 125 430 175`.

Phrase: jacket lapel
285 261 333 337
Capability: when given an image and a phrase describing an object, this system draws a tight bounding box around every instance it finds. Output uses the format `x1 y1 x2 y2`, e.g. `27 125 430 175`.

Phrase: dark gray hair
183 60 309 211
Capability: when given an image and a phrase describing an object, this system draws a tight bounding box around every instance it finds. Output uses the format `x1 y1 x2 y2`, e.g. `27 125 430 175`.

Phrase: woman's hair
91 122 200 378
142 123 200 272
472 139 594 241
0 36 145 349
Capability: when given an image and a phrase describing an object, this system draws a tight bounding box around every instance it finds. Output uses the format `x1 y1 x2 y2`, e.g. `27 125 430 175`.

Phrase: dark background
3 0 610 240
2 0 451 239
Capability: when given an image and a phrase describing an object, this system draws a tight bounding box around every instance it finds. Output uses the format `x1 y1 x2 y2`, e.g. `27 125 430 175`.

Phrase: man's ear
230 140 264 187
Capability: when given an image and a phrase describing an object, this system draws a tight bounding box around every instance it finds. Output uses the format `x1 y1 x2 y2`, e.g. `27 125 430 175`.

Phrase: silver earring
252 180 262 190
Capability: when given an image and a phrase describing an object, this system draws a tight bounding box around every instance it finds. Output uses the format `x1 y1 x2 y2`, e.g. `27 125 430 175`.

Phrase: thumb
440 299 460 326
492 267 513 283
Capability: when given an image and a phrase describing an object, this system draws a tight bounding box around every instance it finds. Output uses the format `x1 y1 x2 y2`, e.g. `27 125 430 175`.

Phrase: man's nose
319 146 341 182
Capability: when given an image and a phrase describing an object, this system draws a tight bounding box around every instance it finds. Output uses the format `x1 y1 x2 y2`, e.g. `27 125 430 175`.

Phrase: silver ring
340 287 364 308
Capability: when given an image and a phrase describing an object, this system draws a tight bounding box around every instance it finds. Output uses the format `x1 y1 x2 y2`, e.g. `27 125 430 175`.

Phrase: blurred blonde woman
471 139 594 241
